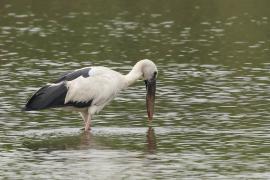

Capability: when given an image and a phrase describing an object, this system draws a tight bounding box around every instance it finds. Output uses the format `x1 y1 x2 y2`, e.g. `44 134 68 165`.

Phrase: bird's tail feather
23 82 68 111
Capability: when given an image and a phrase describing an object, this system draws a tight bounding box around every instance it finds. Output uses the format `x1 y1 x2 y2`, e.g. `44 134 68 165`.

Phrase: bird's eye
153 71 157 77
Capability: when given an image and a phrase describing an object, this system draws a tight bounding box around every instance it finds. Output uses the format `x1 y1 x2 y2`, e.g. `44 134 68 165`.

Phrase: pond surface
0 0 270 179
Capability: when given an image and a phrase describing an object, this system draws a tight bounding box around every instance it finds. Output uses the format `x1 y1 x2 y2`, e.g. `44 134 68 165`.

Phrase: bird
23 59 157 131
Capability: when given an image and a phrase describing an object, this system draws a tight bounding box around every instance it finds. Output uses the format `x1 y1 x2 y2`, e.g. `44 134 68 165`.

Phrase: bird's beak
145 77 156 121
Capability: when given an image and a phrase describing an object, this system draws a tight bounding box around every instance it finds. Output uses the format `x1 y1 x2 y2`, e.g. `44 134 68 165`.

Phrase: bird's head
140 59 158 121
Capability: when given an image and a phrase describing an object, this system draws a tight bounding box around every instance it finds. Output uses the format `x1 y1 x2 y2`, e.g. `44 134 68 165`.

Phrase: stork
23 59 157 131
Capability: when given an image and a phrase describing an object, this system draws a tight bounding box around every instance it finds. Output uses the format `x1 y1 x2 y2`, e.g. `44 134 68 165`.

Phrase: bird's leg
79 112 89 130
84 114 91 131
79 112 88 123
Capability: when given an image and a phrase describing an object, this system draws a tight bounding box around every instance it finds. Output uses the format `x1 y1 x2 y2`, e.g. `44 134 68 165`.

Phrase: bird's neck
124 63 143 88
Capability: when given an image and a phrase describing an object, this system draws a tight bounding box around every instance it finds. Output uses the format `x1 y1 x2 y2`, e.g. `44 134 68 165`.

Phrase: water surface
0 0 270 179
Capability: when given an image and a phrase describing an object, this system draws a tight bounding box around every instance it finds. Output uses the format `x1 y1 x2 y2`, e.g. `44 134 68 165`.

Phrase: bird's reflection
79 127 157 153
23 127 157 152
146 126 157 153
79 131 94 149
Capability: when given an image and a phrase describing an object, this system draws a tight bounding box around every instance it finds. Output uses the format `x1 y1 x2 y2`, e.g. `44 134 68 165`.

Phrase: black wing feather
23 83 68 111
65 100 93 108
53 67 92 83
23 82 93 111
23 67 93 111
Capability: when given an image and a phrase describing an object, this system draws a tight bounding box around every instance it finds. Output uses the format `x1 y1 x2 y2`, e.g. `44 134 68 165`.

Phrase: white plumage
24 59 157 131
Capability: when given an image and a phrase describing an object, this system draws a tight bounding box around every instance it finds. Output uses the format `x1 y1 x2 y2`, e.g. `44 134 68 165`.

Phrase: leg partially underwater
79 111 92 131
84 114 91 131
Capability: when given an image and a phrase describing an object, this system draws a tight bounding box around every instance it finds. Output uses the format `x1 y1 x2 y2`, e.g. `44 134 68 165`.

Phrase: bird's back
65 66 125 107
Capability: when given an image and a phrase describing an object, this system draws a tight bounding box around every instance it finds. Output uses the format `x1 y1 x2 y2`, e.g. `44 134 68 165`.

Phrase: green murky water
0 0 270 179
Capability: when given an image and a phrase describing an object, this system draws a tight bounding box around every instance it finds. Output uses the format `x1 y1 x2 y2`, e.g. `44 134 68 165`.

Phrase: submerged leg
84 114 91 131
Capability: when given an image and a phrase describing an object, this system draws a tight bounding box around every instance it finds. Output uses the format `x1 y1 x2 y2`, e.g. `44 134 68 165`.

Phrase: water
0 0 270 179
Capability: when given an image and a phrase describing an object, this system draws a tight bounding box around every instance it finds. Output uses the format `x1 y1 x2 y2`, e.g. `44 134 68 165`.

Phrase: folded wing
23 67 94 111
